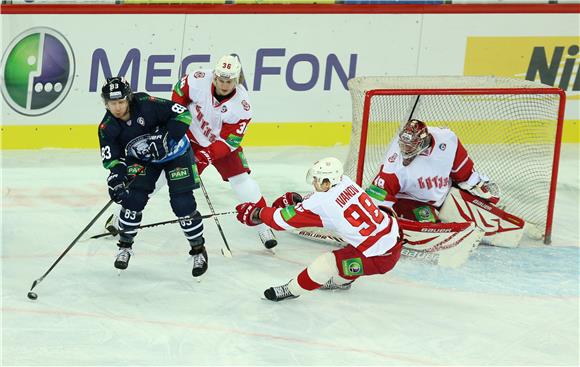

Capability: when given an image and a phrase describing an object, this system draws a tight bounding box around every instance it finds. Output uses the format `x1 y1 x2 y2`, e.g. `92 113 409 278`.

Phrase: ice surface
2 145 578 366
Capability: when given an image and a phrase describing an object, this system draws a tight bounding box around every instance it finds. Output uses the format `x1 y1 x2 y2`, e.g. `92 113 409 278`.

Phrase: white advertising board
1 12 578 126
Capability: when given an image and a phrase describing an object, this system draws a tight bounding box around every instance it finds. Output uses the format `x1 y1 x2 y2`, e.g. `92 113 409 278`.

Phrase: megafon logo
1 28 75 116
464 37 579 96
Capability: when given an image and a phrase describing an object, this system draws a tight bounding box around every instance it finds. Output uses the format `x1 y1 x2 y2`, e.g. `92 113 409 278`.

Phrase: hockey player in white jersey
235 157 403 302
366 119 539 248
172 55 277 249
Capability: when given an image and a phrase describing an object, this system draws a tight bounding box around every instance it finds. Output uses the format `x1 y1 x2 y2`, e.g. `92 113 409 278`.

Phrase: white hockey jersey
372 127 474 207
171 70 252 151
260 176 400 257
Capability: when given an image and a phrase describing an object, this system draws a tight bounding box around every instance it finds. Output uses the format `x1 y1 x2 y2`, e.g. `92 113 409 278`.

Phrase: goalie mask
398 119 430 164
306 157 344 187
101 76 132 103
213 55 242 83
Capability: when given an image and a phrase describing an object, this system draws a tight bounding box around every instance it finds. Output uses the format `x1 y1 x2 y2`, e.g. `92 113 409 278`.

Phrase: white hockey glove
458 173 500 205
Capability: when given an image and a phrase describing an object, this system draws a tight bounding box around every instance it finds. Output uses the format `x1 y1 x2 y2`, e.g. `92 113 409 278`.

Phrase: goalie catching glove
457 172 500 205
272 192 303 208
236 202 263 226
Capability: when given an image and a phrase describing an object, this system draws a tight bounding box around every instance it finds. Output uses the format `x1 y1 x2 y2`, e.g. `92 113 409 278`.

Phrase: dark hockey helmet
398 119 430 160
101 77 132 102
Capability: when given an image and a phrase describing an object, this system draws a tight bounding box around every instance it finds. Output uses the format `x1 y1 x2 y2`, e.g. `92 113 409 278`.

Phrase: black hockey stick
27 199 115 300
27 166 144 300
88 211 236 239
407 95 421 122
199 177 233 257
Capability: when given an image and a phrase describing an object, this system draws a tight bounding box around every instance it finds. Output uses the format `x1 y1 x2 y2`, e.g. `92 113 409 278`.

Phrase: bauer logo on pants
1 27 75 116
342 258 363 276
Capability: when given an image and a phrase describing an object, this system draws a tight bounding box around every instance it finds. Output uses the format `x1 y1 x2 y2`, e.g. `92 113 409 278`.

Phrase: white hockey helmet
306 157 344 186
213 55 242 82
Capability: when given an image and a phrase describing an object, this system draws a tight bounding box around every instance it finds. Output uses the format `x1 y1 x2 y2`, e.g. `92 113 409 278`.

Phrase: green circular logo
1 27 75 116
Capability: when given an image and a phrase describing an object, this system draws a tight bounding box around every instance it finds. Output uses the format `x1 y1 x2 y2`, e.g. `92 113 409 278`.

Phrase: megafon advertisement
1 27 75 117
2 13 423 126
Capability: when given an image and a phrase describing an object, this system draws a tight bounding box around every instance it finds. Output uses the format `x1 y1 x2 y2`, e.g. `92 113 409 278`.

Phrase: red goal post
345 76 566 244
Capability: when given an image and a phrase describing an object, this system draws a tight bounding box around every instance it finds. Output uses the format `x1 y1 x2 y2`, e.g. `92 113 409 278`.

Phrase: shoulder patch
281 206 297 222
366 185 388 201
241 100 250 111
226 134 242 148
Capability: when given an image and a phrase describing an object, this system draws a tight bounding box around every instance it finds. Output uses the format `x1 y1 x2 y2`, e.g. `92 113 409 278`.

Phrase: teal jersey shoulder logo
1 27 75 116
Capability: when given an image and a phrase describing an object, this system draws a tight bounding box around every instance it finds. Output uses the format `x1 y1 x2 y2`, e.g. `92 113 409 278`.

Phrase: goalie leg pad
524 221 543 240
399 218 483 268
439 187 525 248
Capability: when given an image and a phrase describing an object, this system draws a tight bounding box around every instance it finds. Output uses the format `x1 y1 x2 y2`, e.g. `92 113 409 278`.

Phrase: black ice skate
189 241 208 277
319 278 354 291
258 228 277 249
114 241 133 270
105 213 120 236
263 282 299 302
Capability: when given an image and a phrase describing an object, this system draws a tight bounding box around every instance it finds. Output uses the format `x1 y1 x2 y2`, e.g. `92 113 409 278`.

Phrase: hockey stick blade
89 211 236 239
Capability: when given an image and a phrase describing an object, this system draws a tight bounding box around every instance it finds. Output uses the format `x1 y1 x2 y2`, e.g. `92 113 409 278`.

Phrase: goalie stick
89 211 236 239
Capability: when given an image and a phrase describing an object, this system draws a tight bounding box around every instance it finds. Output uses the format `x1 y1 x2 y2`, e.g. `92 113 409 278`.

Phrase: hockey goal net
345 76 565 244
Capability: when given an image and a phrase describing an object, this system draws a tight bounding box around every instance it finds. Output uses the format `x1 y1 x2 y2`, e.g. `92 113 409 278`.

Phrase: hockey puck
27 292 38 300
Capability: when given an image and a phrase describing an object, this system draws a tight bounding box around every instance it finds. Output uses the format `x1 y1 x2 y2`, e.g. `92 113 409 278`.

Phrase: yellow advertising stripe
1 121 577 149
464 36 580 99
1 125 100 150
0 122 352 149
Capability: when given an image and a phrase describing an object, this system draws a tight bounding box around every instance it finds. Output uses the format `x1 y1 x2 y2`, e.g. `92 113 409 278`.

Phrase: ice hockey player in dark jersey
98 76 207 277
